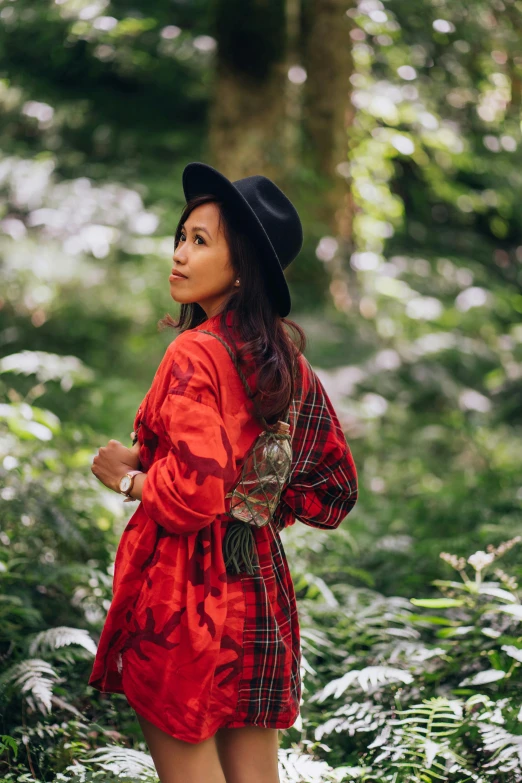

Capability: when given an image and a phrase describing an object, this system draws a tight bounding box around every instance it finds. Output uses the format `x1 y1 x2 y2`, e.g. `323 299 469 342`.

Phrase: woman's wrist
127 471 147 501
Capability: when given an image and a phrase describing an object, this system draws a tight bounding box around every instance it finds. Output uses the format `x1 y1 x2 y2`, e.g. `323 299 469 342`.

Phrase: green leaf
460 669 506 686
410 598 466 608
432 580 467 589
497 605 522 620
436 626 474 638
478 585 517 603
0 734 18 758
405 614 457 626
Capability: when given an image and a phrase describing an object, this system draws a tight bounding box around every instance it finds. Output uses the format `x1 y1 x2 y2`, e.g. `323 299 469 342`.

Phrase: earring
235 279 240 285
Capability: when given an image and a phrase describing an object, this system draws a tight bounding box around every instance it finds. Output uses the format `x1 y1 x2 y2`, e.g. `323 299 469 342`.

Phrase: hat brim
182 162 291 317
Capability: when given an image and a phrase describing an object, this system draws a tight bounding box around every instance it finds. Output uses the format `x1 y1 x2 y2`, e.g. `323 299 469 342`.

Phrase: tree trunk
301 0 355 230
301 0 357 313
207 0 289 182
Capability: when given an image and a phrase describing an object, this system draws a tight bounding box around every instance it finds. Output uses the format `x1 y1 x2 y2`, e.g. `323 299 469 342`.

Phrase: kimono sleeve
279 366 358 530
140 333 238 535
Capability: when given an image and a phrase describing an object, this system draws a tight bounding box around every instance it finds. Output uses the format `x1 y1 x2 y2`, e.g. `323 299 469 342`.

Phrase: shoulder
169 324 235 374
157 324 238 405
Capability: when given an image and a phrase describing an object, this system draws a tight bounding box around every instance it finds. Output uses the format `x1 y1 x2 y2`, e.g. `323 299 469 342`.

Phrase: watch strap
121 469 143 501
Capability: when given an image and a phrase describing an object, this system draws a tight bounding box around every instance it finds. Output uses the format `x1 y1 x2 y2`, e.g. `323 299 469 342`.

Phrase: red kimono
89 309 358 743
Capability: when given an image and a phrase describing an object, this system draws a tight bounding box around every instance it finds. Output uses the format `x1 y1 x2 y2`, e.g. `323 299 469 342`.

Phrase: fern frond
81 746 158 781
277 748 343 782
393 697 463 738
51 694 83 717
459 669 506 686
367 698 471 779
302 573 340 607
300 627 331 656
479 722 522 774
501 644 522 663
29 626 97 656
300 650 317 676
388 642 446 665
310 666 413 702
315 701 388 740
0 658 60 713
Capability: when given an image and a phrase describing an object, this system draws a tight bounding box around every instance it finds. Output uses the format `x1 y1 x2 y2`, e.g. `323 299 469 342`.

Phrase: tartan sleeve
140 333 238 535
278 364 358 530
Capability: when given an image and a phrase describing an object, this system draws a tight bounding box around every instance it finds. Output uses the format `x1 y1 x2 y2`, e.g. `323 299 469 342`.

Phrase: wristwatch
119 470 143 502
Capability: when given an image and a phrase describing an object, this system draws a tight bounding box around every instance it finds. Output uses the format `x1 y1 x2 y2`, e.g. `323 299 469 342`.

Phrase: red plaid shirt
89 309 357 743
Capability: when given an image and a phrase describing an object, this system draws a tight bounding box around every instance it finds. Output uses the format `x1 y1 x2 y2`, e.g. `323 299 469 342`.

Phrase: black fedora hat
182 162 303 318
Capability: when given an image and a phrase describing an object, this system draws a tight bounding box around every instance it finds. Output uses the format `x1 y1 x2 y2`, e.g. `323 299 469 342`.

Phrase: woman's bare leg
136 712 227 783
215 726 280 783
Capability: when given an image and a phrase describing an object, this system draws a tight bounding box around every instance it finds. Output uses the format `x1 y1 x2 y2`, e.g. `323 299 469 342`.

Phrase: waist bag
198 330 293 576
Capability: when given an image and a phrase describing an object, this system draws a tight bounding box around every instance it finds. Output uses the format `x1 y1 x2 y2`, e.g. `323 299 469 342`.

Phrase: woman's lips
169 270 187 280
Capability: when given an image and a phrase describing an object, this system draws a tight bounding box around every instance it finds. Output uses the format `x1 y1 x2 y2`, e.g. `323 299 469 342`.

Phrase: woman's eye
178 232 204 245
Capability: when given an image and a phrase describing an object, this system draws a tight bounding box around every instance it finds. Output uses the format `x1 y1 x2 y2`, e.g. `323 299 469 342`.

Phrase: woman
89 162 358 783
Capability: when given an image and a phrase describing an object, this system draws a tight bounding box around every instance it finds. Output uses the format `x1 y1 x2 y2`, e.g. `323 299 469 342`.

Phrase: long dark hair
158 194 307 425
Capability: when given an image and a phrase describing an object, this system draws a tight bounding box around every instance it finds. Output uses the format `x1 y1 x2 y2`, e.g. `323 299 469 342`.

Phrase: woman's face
170 202 239 319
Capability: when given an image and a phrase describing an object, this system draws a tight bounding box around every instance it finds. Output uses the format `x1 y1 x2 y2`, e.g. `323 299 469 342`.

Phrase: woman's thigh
135 712 227 783
215 726 280 783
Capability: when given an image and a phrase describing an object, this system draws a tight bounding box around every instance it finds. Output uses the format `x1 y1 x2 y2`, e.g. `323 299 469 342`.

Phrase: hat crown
232 174 303 271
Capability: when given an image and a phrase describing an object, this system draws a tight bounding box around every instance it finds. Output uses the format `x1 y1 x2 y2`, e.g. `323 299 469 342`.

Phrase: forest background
1 0 522 780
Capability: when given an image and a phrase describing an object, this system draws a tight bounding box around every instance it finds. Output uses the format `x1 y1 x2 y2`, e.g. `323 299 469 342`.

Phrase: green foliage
299 0 522 596
1 0 522 780
286 535 522 780
0 393 143 780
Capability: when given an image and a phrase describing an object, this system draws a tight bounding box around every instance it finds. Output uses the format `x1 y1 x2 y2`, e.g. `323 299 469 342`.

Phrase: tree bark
207 0 289 182
301 0 355 231
301 0 357 313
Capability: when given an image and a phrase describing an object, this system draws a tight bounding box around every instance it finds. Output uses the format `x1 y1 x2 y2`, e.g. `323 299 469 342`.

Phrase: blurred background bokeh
2 0 522 780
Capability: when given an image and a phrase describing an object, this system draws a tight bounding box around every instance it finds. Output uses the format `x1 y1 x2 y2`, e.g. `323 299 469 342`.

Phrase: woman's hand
91 434 142 493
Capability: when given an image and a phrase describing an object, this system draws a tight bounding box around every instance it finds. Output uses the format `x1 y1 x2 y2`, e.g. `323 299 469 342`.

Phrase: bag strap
198 329 291 431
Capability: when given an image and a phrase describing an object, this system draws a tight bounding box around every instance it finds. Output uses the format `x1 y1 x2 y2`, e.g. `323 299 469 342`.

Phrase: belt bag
198 330 293 576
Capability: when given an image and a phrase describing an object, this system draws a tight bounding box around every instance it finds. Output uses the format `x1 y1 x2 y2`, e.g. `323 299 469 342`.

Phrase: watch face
120 476 131 492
